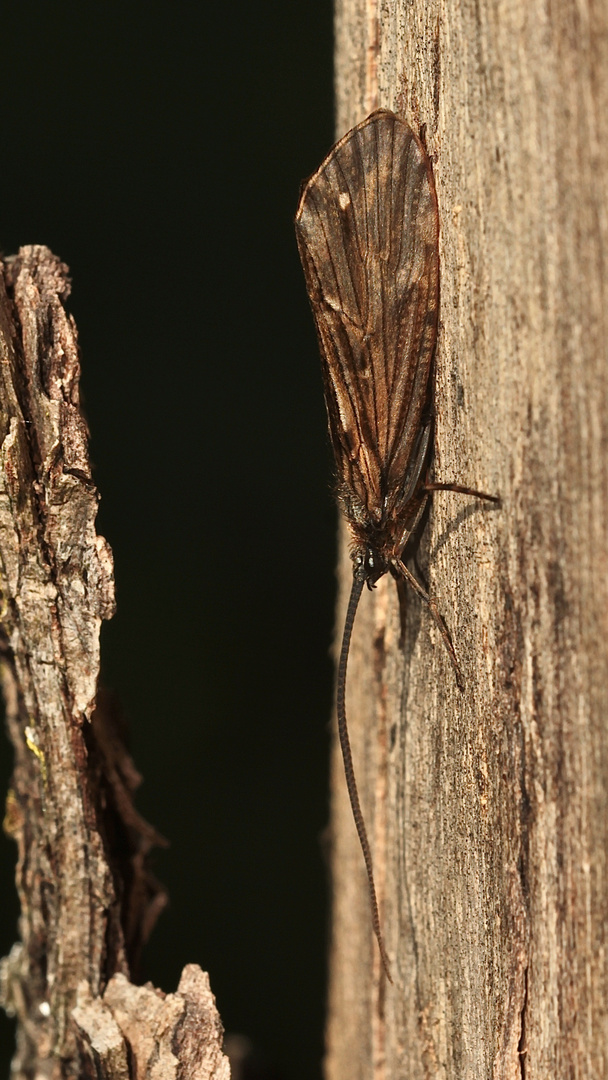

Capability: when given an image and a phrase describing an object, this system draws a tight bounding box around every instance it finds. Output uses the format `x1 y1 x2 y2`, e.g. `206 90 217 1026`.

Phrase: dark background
0 4 335 1078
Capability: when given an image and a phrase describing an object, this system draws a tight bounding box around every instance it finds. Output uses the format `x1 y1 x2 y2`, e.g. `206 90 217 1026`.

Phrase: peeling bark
0 247 229 1079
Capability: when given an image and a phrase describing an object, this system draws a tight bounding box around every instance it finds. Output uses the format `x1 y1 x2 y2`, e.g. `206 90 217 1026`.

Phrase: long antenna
336 571 393 982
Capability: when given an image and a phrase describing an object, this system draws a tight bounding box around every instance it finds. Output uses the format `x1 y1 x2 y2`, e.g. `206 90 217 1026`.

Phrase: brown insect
295 110 497 981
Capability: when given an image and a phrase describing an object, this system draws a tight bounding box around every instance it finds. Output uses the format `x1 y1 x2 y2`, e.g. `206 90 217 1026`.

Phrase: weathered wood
327 2 608 1078
0 247 229 1079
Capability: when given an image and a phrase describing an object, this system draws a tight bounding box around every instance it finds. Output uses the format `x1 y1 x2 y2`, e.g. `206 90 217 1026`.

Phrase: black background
0 4 335 1078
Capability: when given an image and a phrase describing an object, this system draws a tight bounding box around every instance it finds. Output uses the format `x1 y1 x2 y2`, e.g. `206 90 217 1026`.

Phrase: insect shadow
395 492 500 653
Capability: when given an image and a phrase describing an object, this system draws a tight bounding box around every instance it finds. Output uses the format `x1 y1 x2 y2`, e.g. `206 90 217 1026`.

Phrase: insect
295 110 498 981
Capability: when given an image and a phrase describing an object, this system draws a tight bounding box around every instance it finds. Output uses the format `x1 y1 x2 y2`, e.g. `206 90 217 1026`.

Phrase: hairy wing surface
295 110 439 519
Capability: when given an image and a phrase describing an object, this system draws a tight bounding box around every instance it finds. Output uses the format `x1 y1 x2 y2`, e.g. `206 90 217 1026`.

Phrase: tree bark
0 247 229 1079
326 2 608 1078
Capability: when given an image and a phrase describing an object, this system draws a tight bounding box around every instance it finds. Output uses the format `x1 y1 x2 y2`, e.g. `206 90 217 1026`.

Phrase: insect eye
353 551 366 578
364 548 382 578
359 547 387 587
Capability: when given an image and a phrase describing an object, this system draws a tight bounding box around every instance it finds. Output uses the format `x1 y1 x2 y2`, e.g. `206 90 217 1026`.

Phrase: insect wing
295 110 439 523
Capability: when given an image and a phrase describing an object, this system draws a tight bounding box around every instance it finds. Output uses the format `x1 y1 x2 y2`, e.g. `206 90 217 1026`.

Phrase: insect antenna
337 570 393 983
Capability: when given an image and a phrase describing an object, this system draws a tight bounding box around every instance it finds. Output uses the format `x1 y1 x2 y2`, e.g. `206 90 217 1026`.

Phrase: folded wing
295 110 439 522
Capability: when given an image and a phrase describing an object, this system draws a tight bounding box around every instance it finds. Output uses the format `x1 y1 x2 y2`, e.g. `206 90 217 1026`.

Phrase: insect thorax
337 476 428 586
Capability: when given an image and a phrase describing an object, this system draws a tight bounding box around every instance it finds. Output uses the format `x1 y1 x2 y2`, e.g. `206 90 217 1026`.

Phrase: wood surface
326 1 608 1077
0 247 229 1079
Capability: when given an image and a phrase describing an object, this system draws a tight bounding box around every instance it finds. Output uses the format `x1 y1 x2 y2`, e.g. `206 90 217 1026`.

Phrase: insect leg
394 492 429 560
392 556 464 690
424 481 500 504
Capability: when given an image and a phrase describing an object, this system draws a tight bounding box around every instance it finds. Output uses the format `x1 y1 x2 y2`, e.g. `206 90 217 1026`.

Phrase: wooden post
0 248 229 1079
326 1 608 1077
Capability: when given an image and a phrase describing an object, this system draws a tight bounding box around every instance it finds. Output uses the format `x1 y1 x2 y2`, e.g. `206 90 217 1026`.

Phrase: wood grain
327 2 608 1078
0 248 228 1079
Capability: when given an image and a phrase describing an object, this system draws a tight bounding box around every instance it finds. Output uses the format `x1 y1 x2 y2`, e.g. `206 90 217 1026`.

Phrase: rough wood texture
72 967 230 1080
327 2 608 1078
0 248 229 1079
